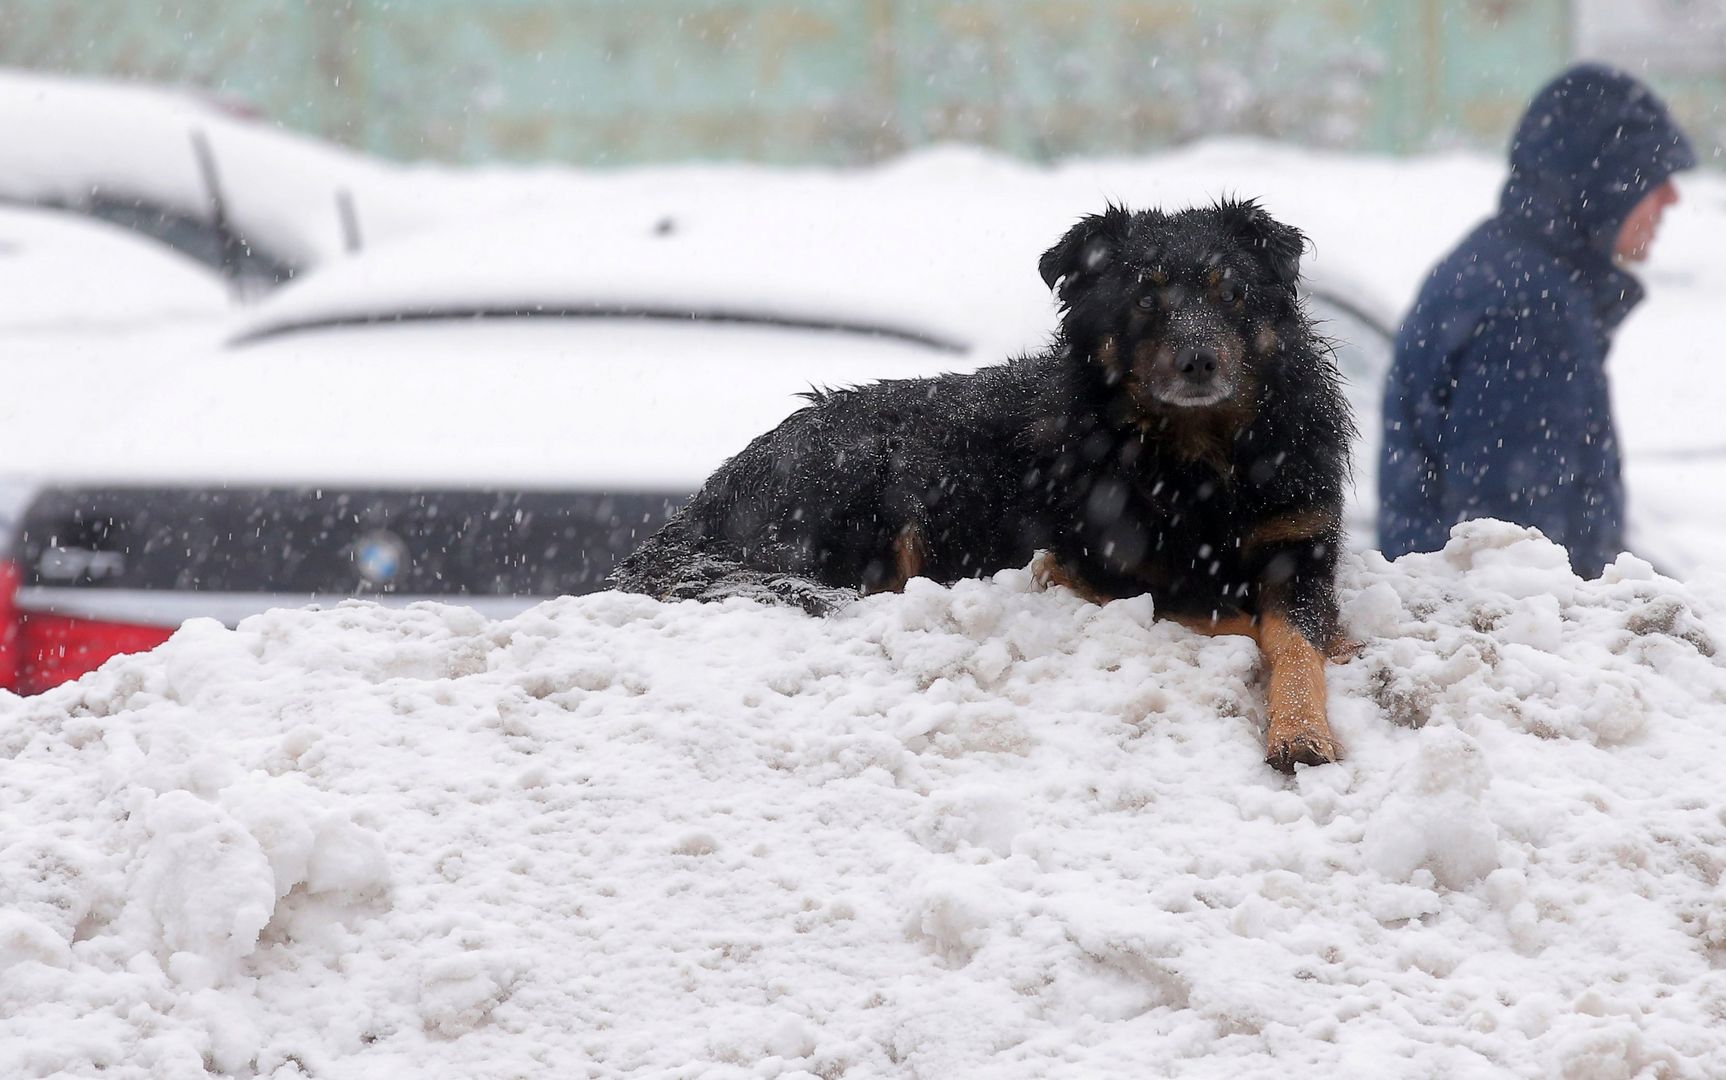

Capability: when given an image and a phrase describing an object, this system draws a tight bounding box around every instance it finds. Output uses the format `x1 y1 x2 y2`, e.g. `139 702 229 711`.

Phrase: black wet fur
613 200 1355 650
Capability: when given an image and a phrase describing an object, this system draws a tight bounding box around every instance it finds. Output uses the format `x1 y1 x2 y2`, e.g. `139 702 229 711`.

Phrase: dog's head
1038 200 1306 411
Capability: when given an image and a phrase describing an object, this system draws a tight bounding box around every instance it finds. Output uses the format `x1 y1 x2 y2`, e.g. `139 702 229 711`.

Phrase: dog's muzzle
1136 338 1240 407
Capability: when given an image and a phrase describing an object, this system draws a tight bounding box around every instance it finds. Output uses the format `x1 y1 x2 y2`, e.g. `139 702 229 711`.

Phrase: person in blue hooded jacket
1378 63 1695 577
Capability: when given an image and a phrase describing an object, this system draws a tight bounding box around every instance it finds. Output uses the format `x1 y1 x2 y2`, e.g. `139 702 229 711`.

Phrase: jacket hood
1499 62 1696 256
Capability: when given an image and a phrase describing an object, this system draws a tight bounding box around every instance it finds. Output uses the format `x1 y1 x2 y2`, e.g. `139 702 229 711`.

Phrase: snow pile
4 521 1726 1077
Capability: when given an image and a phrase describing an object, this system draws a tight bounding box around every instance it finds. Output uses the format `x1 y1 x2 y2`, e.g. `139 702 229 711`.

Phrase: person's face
1614 178 1679 264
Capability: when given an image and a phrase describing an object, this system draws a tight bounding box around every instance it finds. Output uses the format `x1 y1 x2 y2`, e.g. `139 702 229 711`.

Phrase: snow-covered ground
5 522 1726 1077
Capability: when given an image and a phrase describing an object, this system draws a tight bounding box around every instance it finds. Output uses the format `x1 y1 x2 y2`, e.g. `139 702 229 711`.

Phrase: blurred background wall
2 0 1721 165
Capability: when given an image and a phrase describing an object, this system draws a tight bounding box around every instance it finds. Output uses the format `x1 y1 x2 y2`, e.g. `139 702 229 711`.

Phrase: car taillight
0 560 20 690
13 609 175 695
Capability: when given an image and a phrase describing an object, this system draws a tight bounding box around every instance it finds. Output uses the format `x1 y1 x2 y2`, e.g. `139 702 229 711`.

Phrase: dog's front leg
1246 513 1344 772
1169 606 1336 768
1255 605 1340 771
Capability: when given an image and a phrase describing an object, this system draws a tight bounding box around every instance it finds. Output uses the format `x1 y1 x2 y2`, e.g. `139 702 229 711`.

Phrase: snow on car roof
223 138 1438 365
229 205 1059 358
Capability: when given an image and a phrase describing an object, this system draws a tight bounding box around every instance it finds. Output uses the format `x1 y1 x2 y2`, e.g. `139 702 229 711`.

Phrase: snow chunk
0 911 71 971
1363 727 1500 889
906 870 1004 966
224 776 389 900
130 790 278 972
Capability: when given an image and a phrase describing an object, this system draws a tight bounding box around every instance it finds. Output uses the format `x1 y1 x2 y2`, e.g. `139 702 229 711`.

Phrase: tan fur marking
1127 339 1258 476
896 524 928 584
1257 611 1339 771
1326 635 1365 662
1170 604 1359 661
1139 405 1255 476
1034 559 1347 772
1169 611 1260 641
1253 325 1281 355
1031 552 1114 605
1097 336 1125 379
1245 508 1337 553
862 524 929 595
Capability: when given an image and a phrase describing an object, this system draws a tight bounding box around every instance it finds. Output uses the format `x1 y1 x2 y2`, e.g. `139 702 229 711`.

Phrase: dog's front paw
1325 636 1365 662
1265 729 1340 773
765 576 858 616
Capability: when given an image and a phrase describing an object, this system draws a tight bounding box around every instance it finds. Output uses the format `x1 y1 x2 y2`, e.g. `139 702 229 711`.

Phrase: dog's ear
1219 199 1305 288
1038 205 1133 291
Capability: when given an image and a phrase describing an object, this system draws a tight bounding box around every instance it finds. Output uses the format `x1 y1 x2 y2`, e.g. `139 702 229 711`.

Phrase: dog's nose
1175 346 1218 381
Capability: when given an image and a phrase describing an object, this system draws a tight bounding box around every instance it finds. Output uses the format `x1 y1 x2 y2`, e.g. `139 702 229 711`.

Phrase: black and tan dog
614 200 1355 770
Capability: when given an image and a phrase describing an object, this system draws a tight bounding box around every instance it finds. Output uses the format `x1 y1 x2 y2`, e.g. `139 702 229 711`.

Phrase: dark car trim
15 485 688 598
13 585 543 627
228 304 970 353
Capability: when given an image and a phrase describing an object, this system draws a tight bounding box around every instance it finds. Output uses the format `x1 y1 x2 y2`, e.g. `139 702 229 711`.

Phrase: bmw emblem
352 529 409 589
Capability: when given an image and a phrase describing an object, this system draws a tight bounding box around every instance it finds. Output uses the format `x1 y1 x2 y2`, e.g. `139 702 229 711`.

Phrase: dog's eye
1218 281 1247 303
1136 293 1157 310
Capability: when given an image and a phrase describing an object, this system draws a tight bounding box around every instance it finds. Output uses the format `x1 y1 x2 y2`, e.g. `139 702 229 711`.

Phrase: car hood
0 317 976 491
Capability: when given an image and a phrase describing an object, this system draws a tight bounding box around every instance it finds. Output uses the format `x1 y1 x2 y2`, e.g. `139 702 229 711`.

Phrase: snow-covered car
0 70 399 290
0 206 1391 694
0 210 988 693
0 69 555 295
